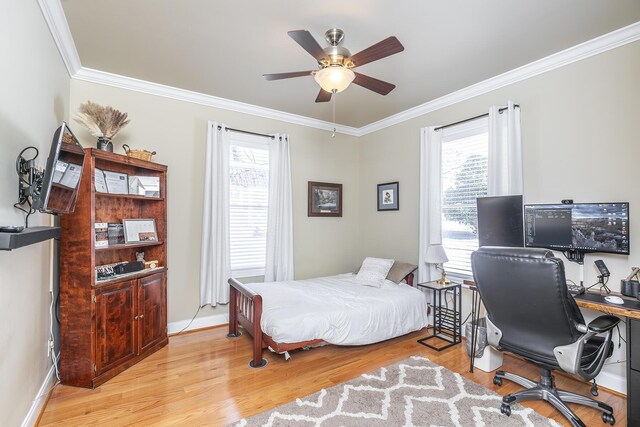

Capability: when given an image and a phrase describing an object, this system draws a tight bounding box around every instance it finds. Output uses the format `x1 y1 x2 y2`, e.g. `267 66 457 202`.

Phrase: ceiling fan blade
315 88 332 103
288 30 327 62
263 71 314 81
352 72 396 95
348 36 404 68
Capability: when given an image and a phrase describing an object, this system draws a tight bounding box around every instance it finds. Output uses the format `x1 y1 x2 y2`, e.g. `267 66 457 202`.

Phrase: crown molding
357 21 640 136
73 68 361 136
39 0 640 137
37 0 81 76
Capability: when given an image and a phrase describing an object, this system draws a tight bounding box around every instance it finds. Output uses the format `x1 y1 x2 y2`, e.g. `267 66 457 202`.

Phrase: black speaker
620 279 640 298
113 261 145 275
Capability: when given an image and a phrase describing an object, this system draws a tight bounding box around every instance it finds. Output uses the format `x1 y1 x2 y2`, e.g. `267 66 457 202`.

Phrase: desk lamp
426 244 450 285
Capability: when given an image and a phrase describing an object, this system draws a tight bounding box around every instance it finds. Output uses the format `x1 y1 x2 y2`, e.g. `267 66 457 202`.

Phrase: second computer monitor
477 195 524 247
524 202 629 254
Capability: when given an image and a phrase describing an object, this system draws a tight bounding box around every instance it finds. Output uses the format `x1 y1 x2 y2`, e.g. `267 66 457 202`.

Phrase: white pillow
354 257 394 288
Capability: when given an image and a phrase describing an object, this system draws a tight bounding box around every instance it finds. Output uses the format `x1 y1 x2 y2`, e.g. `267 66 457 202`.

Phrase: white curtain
264 134 294 282
199 121 231 306
488 101 523 195
418 126 443 284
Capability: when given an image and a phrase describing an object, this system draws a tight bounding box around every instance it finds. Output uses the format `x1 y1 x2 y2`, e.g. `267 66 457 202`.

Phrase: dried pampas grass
74 101 130 139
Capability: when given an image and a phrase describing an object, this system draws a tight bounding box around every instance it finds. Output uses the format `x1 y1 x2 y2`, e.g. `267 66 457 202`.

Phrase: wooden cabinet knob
134 315 139 320
140 315 144 319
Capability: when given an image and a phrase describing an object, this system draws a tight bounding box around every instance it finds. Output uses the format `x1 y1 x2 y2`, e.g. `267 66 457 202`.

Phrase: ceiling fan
263 29 404 103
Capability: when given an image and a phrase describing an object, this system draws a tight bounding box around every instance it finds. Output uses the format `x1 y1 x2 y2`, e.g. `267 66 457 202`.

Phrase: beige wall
69 80 361 324
359 41 640 286
358 41 640 390
0 2 71 426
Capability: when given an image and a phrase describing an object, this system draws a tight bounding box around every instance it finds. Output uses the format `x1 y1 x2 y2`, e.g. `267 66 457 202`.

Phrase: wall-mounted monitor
32 122 85 214
477 195 524 247
524 202 629 255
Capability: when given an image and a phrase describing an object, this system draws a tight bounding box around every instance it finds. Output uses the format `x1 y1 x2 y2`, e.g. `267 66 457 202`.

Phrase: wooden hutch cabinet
60 149 168 388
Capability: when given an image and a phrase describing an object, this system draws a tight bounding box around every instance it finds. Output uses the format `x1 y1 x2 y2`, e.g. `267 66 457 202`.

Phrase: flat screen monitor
524 202 629 255
477 195 524 247
33 122 85 214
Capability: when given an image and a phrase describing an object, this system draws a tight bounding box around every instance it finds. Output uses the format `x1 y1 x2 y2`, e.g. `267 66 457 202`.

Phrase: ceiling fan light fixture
314 66 355 93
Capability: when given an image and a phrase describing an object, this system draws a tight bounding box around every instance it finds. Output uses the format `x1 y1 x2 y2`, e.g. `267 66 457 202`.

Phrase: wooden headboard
405 272 415 286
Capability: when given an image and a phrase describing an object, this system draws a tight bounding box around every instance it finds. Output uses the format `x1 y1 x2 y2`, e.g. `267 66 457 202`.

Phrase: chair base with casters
493 367 615 427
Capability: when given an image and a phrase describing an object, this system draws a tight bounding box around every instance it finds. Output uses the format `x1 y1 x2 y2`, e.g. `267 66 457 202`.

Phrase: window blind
441 121 488 277
229 142 269 277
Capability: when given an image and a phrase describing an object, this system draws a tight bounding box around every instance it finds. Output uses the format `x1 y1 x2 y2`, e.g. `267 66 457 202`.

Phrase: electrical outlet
47 339 54 357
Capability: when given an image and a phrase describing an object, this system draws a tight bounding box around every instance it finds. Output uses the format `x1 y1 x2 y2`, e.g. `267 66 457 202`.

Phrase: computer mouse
604 295 624 305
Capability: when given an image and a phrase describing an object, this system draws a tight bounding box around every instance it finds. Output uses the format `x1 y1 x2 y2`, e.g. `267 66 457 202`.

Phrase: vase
97 137 113 152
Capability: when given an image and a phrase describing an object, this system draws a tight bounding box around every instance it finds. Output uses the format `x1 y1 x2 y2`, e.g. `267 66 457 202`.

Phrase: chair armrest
588 315 620 333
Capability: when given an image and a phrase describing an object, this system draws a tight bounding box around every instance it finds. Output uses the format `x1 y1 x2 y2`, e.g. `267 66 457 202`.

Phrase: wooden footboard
228 278 267 368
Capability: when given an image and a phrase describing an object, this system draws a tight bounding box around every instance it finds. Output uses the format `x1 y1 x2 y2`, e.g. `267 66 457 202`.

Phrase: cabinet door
138 272 167 354
95 280 137 375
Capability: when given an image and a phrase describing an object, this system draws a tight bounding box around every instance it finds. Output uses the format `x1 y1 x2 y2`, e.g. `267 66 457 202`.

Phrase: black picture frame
377 181 399 211
308 181 342 217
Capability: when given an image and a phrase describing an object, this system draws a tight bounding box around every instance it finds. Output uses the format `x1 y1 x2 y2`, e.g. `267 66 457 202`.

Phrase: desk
574 291 640 425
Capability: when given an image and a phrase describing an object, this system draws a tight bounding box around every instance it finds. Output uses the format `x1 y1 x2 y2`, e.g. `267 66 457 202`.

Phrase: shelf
91 149 167 171
95 193 164 201
0 226 61 251
95 266 167 287
95 241 164 251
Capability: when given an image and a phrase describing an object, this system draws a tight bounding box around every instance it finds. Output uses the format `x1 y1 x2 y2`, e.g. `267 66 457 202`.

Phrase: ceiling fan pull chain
332 90 336 138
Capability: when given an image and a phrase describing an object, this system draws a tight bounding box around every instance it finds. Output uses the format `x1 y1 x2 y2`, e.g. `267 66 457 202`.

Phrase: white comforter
243 274 428 346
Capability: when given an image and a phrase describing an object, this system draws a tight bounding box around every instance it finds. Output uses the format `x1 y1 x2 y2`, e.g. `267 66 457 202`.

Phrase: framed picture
308 181 342 217
377 181 399 211
123 219 158 244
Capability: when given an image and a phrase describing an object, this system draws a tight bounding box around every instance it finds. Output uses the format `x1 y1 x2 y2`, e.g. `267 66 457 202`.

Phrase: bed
228 269 427 367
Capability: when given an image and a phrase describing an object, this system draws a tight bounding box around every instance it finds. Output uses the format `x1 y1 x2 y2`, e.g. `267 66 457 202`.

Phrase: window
440 118 488 277
228 136 269 277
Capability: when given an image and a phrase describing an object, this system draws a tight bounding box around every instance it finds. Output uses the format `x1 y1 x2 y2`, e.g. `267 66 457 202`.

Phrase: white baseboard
21 361 57 427
167 313 229 335
595 370 626 396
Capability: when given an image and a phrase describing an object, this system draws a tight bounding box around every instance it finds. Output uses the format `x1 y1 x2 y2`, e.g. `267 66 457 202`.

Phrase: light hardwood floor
38 326 626 426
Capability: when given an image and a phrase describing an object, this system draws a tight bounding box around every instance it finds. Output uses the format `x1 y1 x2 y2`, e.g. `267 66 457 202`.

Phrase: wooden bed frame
227 273 415 368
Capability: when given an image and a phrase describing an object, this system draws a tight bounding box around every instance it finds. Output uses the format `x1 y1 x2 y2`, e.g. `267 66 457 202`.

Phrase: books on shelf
107 223 125 245
95 169 161 198
94 223 108 248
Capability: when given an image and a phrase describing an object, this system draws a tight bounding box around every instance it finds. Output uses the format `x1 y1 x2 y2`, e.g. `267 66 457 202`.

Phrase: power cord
616 324 626 347
49 288 60 381
35 379 61 401
173 305 203 335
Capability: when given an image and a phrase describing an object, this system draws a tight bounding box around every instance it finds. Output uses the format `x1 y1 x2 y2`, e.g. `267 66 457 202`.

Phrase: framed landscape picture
308 181 342 217
377 181 399 211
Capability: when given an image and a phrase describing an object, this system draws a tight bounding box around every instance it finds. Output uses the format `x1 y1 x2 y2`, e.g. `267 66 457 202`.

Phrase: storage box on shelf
60 149 168 388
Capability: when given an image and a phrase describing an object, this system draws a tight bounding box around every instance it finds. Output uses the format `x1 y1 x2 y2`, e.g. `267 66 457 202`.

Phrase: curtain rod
434 104 520 132
217 125 276 140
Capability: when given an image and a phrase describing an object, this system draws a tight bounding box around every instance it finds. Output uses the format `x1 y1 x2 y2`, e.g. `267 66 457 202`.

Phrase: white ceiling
60 0 640 128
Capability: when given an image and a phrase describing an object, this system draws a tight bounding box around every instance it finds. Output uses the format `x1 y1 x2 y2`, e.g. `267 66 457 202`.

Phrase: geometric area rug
231 355 562 426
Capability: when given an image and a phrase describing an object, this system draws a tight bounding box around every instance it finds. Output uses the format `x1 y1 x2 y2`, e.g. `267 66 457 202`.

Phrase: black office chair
471 247 620 427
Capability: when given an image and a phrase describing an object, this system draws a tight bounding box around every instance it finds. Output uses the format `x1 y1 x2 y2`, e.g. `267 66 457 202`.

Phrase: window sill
231 268 265 279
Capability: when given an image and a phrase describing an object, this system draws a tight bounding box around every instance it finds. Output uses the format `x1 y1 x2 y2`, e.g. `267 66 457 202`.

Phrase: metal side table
416 281 462 351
